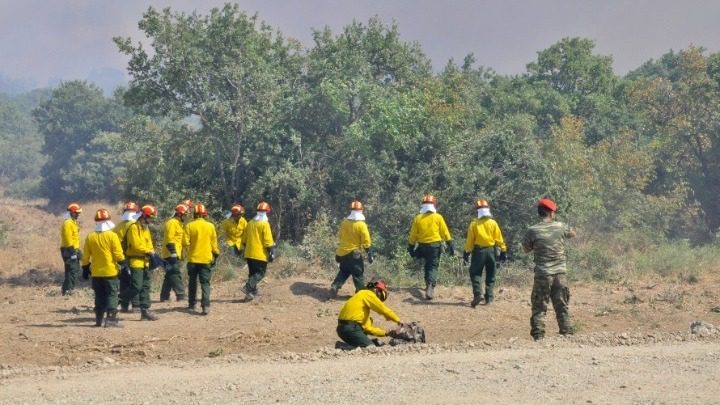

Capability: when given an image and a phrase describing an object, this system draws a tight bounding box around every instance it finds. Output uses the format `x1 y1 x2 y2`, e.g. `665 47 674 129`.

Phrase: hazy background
2 0 720 93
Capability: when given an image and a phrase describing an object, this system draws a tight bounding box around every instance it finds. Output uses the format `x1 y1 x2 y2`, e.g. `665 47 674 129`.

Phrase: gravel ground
2 333 720 404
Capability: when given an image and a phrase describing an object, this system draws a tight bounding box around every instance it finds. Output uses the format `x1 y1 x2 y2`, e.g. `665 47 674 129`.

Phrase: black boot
105 310 123 328
94 310 104 327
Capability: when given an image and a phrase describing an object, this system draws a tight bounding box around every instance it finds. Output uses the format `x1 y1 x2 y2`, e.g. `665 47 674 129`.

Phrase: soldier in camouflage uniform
521 197 576 341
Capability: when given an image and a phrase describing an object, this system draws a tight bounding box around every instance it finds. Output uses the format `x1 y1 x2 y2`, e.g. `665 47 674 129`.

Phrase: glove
233 246 243 257
119 260 131 278
81 264 90 280
463 252 470 266
148 253 165 271
446 241 455 256
211 252 219 267
407 245 416 258
75 249 83 261
498 251 508 263
335 255 342 263
366 248 374 264
268 247 275 263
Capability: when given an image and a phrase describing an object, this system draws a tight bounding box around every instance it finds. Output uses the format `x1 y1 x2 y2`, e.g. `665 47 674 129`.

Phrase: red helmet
475 199 490 209
141 205 157 218
175 204 189 215
123 201 139 212
367 278 388 302
538 197 557 212
230 204 245 215
194 203 208 217
350 200 364 211
94 208 111 222
67 203 82 213
256 201 271 213
422 194 437 205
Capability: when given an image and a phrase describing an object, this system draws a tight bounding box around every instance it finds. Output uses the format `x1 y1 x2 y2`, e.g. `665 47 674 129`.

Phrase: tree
33 81 129 203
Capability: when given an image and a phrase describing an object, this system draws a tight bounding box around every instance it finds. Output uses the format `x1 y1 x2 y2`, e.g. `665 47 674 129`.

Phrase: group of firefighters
60 193 575 345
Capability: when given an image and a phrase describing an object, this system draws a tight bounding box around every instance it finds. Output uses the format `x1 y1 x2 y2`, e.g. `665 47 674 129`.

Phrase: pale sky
1 0 720 89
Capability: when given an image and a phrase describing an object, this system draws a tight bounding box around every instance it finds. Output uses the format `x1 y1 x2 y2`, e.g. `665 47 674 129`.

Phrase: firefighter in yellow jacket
330 200 373 297
221 204 247 256
60 202 82 295
239 201 275 300
121 204 161 321
407 194 454 300
337 279 402 348
114 201 140 311
183 203 219 315
160 204 189 302
463 199 507 307
81 209 125 327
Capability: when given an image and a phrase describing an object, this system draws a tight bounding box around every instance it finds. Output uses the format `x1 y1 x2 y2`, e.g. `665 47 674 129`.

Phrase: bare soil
1 200 720 403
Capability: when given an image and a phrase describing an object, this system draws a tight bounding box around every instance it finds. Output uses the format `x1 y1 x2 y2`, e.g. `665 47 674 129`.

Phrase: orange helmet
230 204 245 215
181 199 193 208
94 208 111 222
141 205 157 218
256 201 271 213
538 197 557 212
422 194 437 205
123 201 139 212
350 200 364 211
175 204 189 215
367 278 388 302
67 203 82 213
475 199 490 209
194 203 208 217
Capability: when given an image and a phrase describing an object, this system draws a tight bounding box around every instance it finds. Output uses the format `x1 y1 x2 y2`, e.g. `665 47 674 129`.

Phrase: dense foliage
3 4 720 264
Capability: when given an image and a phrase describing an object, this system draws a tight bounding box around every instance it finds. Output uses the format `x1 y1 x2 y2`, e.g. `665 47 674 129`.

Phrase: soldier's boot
425 284 434 300
140 309 159 321
94 310 104 327
328 286 339 299
470 294 482 308
105 310 122 328
484 285 494 305
201 306 210 316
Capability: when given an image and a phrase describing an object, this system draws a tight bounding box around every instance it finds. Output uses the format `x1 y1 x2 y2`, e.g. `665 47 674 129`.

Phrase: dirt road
3 339 719 404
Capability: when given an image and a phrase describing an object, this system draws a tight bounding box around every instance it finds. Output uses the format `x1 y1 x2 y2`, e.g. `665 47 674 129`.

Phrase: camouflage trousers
530 272 572 339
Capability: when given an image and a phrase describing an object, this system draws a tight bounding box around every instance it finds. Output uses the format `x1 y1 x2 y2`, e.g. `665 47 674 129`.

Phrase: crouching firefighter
80 209 125 327
336 279 402 348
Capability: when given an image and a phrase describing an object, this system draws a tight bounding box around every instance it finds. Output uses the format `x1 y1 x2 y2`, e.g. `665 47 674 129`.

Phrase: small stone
102 357 115 364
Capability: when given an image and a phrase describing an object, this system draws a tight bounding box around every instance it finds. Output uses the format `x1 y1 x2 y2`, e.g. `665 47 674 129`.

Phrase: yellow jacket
113 219 135 251
338 289 401 336
241 219 274 262
336 218 372 256
221 217 247 249
81 230 125 277
125 222 154 268
464 217 507 253
60 218 80 249
408 212 452 245
183 217 219 264
162 217 185 259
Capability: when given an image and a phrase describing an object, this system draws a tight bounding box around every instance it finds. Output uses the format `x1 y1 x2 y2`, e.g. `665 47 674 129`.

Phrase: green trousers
119 267 151 310
187 262 212 308
92 277 119 314
62 258 80 294
418 243 442 287
160 260 186 301
530 272 572 339
336 320 374 348
331 254 365 292
469 246 496 299
245 259 267 294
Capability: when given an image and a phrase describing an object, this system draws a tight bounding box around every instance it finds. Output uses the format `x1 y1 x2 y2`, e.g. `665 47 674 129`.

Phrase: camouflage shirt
522 219 574 275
